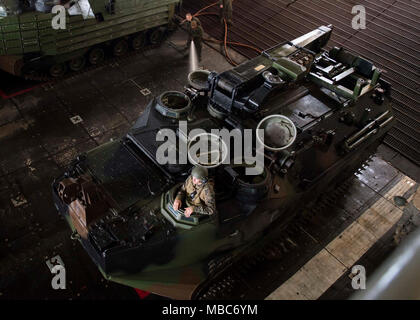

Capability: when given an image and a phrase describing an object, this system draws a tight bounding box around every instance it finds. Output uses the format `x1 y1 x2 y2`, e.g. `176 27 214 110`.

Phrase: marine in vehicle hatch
173 166 216 217
219 0 233 26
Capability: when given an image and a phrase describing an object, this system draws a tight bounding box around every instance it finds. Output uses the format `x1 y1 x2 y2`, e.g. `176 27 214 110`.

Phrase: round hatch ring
256 115 297 151
188 70 211 91
155 91 192 119
187 133 228 169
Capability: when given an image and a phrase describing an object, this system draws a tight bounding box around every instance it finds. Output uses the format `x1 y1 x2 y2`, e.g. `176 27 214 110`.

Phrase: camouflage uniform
219 0 233 25
175 176 216 215
186 17 203 61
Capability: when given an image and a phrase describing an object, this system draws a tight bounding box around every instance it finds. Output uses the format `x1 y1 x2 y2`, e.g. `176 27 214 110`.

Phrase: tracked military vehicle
52 25 394 299
0 0 180 77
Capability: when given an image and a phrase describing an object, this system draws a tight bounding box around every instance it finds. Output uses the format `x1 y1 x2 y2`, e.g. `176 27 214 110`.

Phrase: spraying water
189 40 199 73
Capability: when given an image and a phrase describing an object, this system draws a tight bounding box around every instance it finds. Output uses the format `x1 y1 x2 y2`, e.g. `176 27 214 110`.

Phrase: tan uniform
175 176 216 215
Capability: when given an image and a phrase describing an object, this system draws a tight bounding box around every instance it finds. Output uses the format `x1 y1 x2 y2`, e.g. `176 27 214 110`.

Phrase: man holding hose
219 0 233 26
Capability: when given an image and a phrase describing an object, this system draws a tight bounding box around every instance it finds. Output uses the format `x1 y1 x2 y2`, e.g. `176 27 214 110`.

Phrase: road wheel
88 47 105 65
68 56 86 72
113 39 129 57
131 33 146 50
49 63 67 78
148 28 165 45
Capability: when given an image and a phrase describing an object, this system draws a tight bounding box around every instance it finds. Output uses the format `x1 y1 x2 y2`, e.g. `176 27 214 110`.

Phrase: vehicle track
23 36 169 85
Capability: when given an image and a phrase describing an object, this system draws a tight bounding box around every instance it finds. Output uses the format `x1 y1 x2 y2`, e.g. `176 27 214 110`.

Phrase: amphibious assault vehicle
52 25 394 299
0 0 180 77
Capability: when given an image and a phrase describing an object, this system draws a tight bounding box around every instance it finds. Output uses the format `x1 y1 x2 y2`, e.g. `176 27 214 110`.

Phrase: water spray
189 40 199 73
